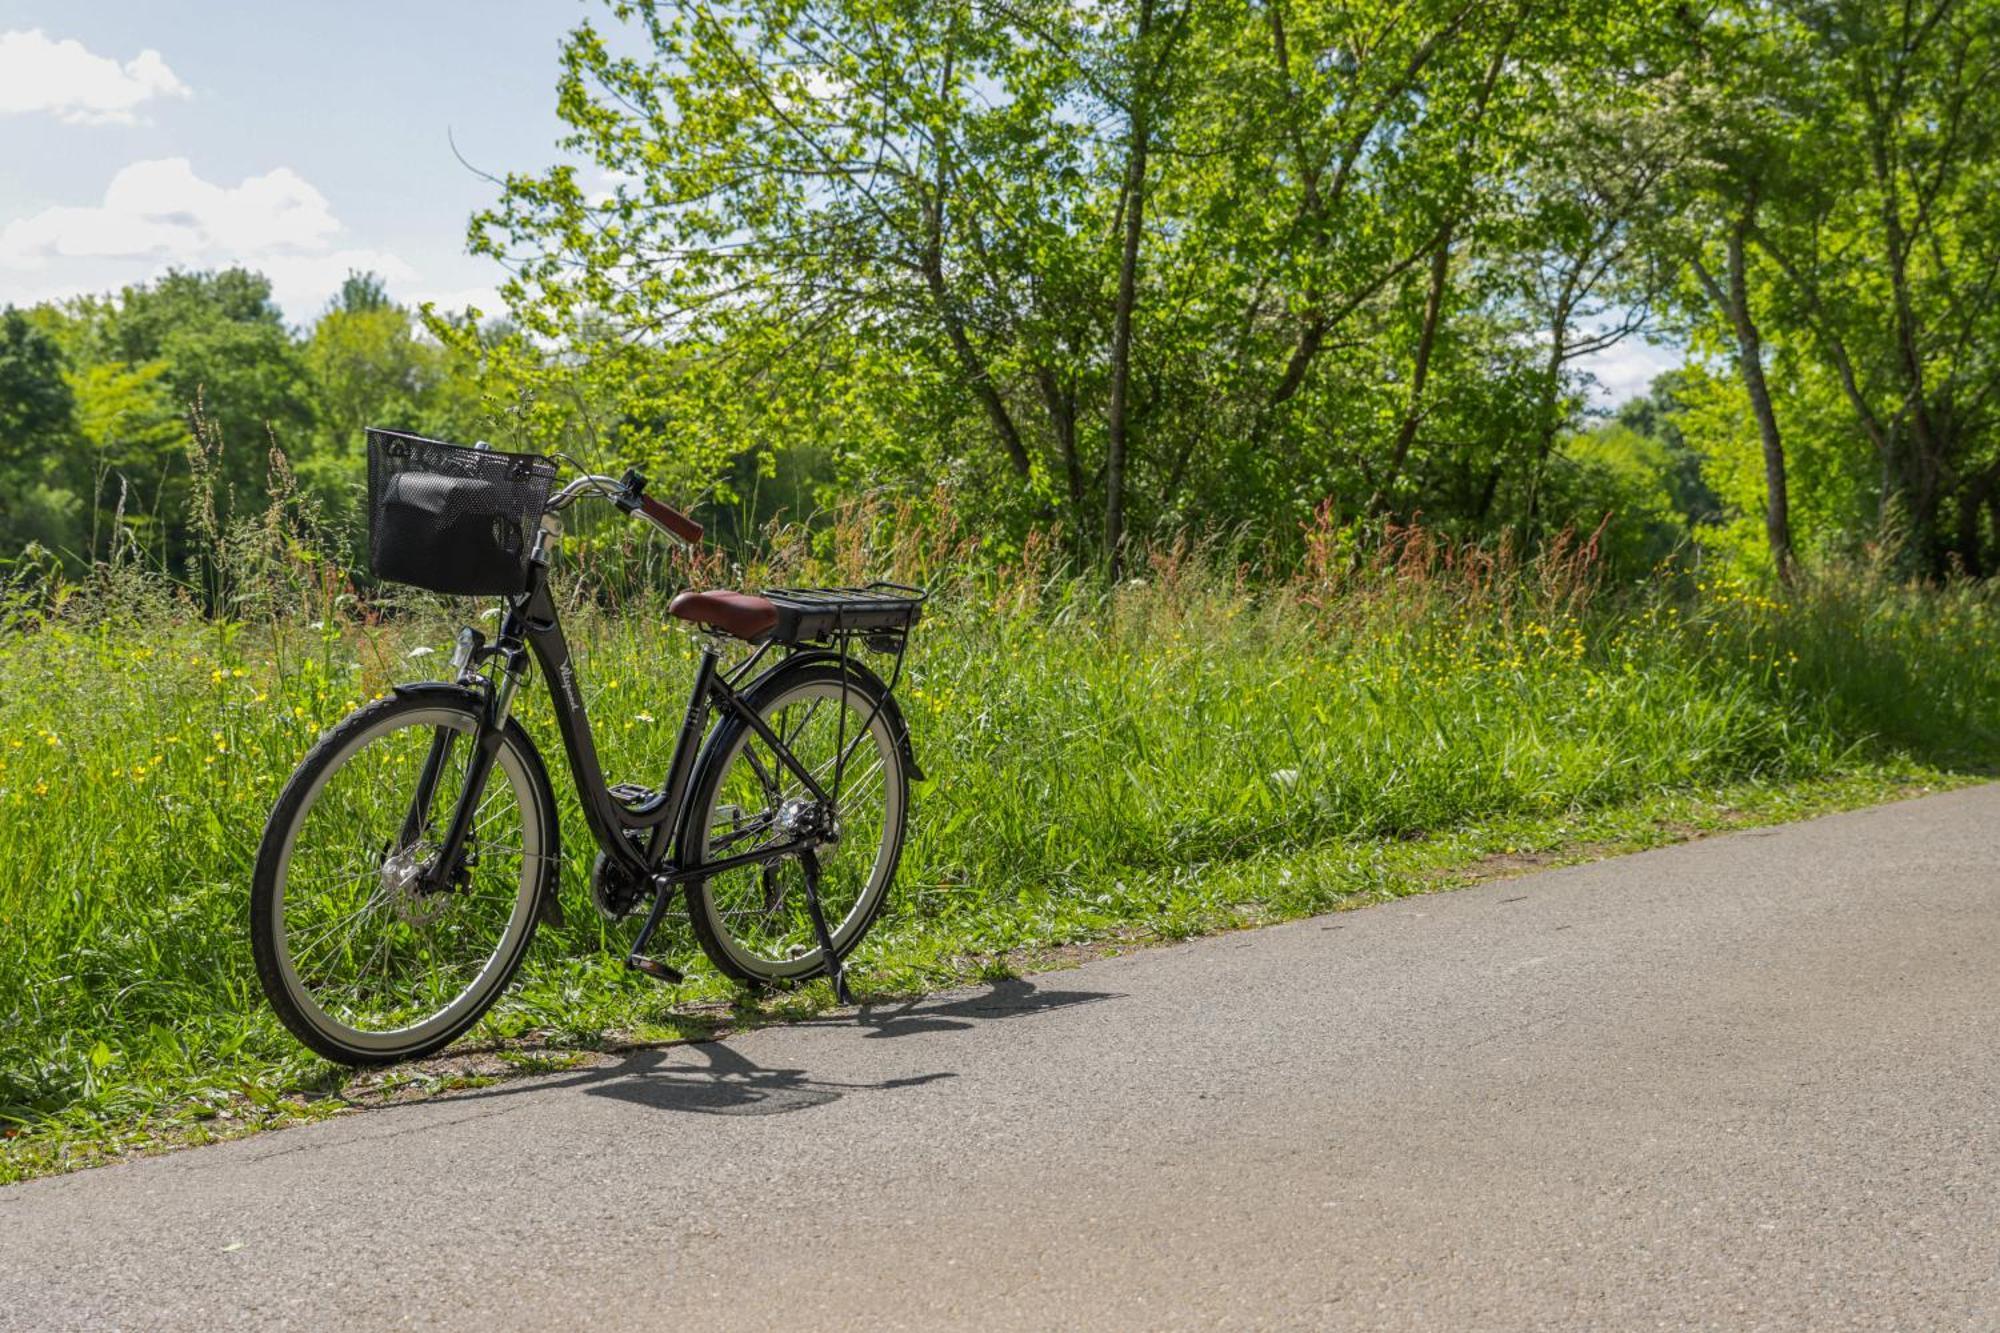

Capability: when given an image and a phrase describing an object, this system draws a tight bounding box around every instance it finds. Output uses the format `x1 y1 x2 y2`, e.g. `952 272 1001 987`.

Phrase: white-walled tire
250 690 557 1065
678 664 907 985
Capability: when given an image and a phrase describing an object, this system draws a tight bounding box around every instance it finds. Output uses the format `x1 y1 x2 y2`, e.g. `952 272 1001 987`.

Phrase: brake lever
612 467 648 514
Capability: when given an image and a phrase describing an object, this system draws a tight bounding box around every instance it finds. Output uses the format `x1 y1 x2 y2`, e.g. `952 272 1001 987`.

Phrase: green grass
4 528 2000 1182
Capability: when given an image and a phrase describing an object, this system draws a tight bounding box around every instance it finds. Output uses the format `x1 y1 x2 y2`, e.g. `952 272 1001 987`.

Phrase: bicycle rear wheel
250 689 557 1065
679 662 908 986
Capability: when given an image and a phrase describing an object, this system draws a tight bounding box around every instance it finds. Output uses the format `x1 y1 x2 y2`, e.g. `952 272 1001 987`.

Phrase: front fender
390 679 483 707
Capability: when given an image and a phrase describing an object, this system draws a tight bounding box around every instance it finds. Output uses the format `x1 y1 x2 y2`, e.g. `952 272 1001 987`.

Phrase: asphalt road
5 786 2000 1330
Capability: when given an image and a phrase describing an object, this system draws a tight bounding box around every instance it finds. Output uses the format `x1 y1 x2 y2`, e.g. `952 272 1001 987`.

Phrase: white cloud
0 158 424 319
0 29 191 125
259 251 421 319
1580 337 1682 406
0 159 339 267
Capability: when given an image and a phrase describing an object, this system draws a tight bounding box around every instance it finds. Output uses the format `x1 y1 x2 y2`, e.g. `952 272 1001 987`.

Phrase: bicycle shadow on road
808 975 1120 1040
421 976 1120 1119
563 1042 953 1117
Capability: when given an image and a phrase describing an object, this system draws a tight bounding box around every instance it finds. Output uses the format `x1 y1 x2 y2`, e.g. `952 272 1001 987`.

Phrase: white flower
407 646 435 658
634 711 656 724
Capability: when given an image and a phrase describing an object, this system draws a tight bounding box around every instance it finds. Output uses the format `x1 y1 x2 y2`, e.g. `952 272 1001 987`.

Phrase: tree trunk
1519 309 1571 542
1034 364 1085 535
1104 0 1155 578
919 50 1031 480
1692 224 1794 582
1862 81 1946 572
1371 227 1454 516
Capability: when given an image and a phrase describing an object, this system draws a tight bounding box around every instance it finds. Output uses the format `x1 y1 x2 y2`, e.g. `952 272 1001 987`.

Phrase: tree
1660 0 2000 578
0 308 82 555
476 0 1627 559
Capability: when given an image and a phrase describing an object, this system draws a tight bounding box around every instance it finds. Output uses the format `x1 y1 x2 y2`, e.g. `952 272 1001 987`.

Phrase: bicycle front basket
365 429 558 596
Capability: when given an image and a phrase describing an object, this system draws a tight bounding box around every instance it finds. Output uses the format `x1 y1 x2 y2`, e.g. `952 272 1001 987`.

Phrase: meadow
4 502 2000 1180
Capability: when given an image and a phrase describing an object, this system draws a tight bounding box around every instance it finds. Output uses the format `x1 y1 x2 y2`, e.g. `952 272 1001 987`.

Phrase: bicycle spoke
273 708 540 1042
693 674 903 977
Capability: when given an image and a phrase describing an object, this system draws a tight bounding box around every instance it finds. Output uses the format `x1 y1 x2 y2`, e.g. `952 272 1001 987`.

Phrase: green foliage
0 309 84 555
473 0 1686 562
4 2 1994 588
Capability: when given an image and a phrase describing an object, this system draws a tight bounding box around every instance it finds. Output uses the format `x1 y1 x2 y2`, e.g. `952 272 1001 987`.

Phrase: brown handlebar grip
639 494 703 545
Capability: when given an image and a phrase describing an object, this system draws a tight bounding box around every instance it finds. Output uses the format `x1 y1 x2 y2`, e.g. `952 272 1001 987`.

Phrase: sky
0 1 587 320
0 2 1674 402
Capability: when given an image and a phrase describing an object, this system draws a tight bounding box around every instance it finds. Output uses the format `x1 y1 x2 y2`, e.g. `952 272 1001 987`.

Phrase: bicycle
250 429 924 1065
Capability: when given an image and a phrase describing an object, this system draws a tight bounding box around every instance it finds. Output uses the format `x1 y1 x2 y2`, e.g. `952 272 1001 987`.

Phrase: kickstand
623 873 685 985
798 847 852 1005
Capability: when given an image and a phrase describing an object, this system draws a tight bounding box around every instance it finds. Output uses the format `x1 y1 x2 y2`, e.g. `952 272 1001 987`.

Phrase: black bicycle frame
419 554 832 903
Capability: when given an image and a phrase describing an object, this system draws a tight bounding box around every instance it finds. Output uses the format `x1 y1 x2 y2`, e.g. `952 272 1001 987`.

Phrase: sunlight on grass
3 511 1998 1172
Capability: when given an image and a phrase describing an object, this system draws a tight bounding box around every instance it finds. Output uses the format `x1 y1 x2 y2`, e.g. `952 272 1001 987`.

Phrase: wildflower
408 646 435 659
634 711 655 724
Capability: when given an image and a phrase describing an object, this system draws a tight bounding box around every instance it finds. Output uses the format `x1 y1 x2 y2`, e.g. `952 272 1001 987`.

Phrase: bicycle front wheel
679 662 908 986
250 689 557 1065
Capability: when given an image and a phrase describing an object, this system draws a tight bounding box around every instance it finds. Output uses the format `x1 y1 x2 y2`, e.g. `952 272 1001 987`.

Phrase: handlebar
635 492 704 545
545 468 703 546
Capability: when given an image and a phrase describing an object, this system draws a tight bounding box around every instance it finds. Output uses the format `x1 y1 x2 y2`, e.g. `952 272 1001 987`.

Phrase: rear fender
736 650 926 784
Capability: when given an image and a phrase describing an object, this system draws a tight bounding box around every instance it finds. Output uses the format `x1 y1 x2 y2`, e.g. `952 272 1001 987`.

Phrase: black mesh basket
365 429 558 596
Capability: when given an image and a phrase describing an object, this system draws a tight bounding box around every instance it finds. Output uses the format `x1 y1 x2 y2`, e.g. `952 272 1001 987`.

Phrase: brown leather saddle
667 589 779 641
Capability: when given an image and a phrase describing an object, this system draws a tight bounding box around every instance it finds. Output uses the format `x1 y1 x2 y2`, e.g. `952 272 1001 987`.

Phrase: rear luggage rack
760 582 927 647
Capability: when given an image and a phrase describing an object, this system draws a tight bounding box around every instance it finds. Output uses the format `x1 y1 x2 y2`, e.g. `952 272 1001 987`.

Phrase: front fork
409 627 524 894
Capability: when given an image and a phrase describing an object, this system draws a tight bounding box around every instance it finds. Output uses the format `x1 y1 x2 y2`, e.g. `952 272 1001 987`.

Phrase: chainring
590 847 651 921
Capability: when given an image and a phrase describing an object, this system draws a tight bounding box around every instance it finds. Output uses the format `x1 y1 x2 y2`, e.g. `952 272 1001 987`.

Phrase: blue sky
0 1 591 319
0 3 1675 400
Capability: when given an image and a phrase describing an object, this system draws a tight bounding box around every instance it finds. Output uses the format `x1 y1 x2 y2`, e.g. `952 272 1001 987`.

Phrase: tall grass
3 485 1998 1146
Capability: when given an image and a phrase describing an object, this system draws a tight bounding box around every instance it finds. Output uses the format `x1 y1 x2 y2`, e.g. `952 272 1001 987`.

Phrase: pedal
609 783 655 806
625 954 684 984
